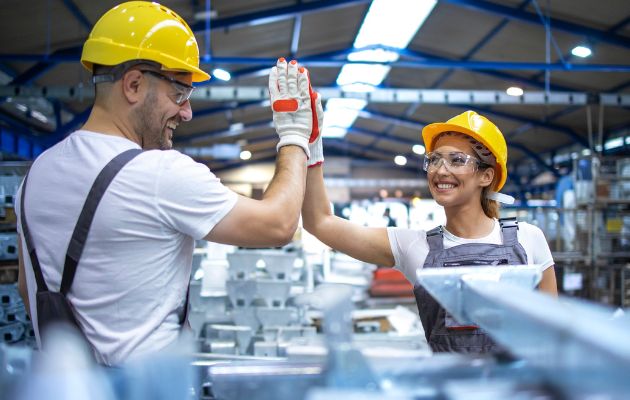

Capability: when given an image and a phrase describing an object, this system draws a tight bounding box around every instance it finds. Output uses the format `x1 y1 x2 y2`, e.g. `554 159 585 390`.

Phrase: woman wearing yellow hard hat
300 108 558 354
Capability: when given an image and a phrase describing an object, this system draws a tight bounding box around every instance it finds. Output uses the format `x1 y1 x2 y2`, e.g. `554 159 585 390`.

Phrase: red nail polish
278 57 285 63
298 67 305 73
290 60 297 65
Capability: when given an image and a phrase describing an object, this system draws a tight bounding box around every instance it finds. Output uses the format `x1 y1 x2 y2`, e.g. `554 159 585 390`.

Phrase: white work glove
269 58 314 158
308 91 324 168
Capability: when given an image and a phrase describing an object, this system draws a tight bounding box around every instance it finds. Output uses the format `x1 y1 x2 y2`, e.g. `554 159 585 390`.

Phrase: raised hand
269 58 313 157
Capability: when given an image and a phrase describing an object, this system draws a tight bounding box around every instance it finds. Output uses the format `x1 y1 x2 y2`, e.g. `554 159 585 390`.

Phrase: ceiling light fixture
212 68 231 81
412 144 425 155
506 86 524 96
240 150 252 160
571 45 592 58
394 155 407 166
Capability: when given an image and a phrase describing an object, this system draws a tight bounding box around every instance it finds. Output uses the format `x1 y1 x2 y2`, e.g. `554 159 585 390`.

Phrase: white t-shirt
387 219 554 285
15 130 237 365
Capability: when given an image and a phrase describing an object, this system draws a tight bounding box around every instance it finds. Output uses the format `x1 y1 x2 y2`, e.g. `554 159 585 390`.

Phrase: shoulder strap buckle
499 217 518 230
426 226 444 237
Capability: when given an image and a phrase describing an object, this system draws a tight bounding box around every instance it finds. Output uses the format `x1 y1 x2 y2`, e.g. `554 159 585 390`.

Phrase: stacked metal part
0 284 35 346
205 266 630 400
198 249 316 357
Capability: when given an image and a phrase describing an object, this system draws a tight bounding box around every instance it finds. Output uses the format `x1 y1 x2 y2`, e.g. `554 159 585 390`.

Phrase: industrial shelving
574 156 630 307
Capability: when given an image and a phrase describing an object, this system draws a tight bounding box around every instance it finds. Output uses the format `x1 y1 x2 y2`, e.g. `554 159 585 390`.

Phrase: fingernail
290 60 297 65
278 57 285 63
298 67 305 73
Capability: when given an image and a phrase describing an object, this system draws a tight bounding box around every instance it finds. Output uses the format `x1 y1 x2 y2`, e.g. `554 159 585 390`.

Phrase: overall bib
413 218 528 353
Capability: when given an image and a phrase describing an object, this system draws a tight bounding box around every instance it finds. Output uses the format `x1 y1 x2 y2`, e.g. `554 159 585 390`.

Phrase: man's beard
132 90 170 150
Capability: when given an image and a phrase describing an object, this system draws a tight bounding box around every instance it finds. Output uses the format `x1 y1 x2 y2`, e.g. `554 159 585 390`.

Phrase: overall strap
60 148 142 295
499 217 519 246
425 226 445 251
20 173 49 293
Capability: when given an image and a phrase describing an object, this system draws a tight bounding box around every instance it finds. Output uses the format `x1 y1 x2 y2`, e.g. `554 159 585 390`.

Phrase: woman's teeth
437 183 455 189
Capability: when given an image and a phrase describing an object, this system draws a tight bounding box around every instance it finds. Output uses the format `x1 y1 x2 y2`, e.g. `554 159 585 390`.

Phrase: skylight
323 0 437 138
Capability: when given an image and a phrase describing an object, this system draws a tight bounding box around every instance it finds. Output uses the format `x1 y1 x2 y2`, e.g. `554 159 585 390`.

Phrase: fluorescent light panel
354 0 437 49
336 64 391 88
604 137 624 150
324 0 437 138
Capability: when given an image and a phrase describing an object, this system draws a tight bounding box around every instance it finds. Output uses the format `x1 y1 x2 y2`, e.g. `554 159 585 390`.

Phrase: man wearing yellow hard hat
16 2 315 365
298 102 558 353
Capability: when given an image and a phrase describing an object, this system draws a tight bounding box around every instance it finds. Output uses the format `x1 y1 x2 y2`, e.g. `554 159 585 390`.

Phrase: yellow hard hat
81 1 209 82
422 110 508 191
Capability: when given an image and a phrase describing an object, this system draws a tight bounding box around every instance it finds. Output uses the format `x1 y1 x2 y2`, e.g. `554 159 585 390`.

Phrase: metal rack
573 156 630 307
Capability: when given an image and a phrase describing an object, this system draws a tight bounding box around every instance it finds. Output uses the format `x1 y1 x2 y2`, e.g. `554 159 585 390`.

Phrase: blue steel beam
505 105 583 141
291 15 303 57
431 0 533 89
182 99 592 160
173 109 559 179
193 101 267 119
9 45 82 85
465 105 589 148
527 9 625 87
3 53 629 72
210 145 396 173
354 107 580 175
174 120 274 145
509 142 559 176
530 0 566 65
514 12 630 141
401 46 577 91
442 0 630 49
61 0 92 31
217 47 354 84
44 106 92 146
190 0 369 32
609 16 630 33
610 79 630 92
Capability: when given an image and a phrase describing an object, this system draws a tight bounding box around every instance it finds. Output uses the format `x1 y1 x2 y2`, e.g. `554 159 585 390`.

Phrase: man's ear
479 167 495 188
120 69 144 104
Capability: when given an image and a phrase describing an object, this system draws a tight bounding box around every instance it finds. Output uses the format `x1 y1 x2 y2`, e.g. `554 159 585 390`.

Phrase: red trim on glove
305 69 320 144
308 161 323 169
272 99 299 112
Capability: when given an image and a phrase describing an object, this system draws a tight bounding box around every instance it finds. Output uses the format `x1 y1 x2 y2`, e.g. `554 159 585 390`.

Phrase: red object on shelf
369 268 414 297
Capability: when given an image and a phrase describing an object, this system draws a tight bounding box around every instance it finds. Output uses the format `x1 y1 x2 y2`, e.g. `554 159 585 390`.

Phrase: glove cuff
307 137 324 168
277 134 310 158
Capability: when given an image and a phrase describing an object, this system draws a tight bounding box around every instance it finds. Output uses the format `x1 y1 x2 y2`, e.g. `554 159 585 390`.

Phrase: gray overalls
413 218 528 353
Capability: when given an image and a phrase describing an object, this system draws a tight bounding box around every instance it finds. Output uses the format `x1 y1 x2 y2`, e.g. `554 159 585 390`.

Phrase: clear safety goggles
140 70 195 105
423 151 490 174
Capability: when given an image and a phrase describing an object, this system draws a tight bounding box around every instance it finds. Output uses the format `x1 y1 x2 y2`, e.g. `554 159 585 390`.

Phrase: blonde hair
480 171 500 219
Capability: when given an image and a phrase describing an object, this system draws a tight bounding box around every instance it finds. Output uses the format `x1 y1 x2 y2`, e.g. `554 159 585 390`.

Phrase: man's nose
179 100 193 122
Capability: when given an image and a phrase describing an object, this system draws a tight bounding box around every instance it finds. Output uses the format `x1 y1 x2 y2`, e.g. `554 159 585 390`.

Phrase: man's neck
81 104 141 146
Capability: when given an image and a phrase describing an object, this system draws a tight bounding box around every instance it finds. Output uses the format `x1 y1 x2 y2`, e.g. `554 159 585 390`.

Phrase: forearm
302 164 334 233
539 266 558 297
302 165 394 266
261 145 307 235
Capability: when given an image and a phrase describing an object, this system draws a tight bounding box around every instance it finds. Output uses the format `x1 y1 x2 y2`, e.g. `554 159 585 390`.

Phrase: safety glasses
140 70 195 105
423 151 490 174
